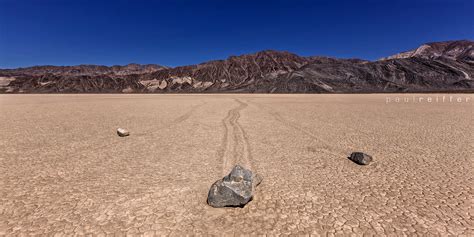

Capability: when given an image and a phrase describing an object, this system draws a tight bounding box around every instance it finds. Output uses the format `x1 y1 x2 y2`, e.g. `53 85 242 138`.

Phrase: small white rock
117 128 130 137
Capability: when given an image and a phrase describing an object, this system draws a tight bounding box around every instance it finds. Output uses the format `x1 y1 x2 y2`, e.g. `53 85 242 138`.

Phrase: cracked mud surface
0 94 472 236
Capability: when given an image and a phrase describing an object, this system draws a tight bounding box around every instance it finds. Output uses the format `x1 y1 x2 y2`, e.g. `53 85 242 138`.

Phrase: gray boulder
349 152 373 165
207 165 262 208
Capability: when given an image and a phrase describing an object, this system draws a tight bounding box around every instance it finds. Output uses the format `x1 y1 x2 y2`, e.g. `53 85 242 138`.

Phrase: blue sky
0 0 473 68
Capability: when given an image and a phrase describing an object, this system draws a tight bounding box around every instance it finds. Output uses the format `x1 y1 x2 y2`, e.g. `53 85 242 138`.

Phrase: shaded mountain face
268 56 473 93
1 40 473 93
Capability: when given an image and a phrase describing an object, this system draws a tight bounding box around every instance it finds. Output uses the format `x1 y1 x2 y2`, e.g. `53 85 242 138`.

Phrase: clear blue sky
0 0 473 68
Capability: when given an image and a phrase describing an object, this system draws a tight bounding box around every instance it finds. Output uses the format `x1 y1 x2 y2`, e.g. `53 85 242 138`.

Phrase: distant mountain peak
379 40 474 61
224 50 302 60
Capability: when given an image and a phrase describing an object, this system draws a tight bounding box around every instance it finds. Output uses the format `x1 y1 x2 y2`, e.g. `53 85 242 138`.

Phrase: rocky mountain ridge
0 63 166 76
1 40 472 93
379 40 473 61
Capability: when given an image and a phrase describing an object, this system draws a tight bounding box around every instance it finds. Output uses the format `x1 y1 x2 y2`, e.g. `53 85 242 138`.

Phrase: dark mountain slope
0 40 472 93
265 57 473 93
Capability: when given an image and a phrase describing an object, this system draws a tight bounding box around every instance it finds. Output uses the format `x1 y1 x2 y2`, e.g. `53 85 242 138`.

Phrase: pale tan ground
0 94 472 236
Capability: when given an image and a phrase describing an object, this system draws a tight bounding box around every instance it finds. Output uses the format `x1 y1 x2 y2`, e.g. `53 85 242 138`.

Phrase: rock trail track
0 94 472 236
251 101 352 158
134 101 206 137
248 99 377 166
219 98 254 175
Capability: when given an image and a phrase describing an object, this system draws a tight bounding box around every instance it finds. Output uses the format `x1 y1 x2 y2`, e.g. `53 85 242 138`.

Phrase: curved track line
218 104 234 175
219 99 252 175
170 102 206 125
233 99 253 171
136 102 206 137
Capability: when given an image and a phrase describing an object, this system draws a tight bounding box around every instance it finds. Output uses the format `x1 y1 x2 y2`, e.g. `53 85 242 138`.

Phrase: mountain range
1 40 472 93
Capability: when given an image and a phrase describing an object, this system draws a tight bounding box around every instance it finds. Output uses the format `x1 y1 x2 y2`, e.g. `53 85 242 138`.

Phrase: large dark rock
349 152 373 165
207 165 262 208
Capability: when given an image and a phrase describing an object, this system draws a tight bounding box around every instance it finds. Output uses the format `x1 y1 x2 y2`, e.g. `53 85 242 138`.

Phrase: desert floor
0 94 472 236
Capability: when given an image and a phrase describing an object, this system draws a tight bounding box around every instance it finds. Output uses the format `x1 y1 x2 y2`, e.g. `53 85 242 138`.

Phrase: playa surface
0 94 472 236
